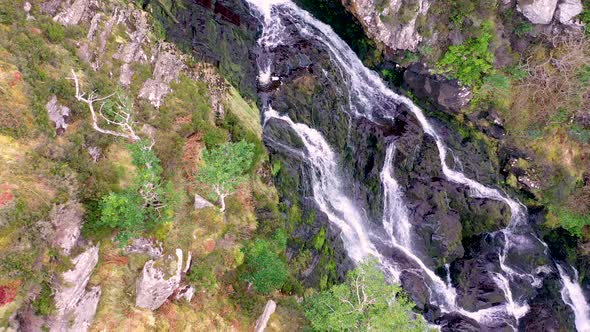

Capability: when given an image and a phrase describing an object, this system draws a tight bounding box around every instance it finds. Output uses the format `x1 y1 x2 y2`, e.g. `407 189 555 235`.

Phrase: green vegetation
436 21 494 86
195 141 255 212
242 239 289 294
304 259 429 331
90 140 177 245
32 283 55 316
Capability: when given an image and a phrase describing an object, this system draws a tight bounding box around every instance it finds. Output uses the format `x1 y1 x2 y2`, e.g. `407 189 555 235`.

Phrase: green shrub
203 126 228 148
514 22 533 38
187 263 218 291
32 283 55 316
44 22 65 43
551 207 590 237
304 259 428 331
436 21 495 86
242 239 288 294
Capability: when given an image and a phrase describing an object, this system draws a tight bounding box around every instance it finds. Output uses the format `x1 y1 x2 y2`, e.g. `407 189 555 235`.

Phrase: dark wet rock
403 63 471 114
399 270 430 310
437 312 480 332
519 271 576 331
152 0 259 100
468 108 507 140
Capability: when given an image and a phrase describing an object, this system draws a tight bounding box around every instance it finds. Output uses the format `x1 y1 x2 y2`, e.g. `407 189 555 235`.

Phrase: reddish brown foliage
0 281 21 306
203 239 216 254
102 253 129 266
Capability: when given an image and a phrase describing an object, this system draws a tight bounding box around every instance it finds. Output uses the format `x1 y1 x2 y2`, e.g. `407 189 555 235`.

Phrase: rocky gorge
1 0 590 331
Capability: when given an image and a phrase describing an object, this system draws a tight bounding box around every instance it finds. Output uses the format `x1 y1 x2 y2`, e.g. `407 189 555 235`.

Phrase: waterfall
558 264 590 332
246 0 590 329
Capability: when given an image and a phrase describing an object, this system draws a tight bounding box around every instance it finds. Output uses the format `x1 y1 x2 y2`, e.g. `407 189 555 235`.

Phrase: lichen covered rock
135 249 183 310
517 0 559 24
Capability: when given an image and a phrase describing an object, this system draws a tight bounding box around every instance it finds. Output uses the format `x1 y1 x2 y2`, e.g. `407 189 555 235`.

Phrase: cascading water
558 264 590 332
246 0 590 329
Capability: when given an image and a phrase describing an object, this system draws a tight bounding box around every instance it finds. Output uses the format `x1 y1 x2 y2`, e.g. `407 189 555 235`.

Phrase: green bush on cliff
242 239 288 294
304 259 429 331
435 21 495 87
92 140 178 245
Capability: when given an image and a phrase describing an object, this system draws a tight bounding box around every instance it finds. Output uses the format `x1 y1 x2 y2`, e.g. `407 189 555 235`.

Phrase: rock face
138 43 185 108
254 300 276 332
51 246 101 332
556 0 583 25
44 202 84 255
342 0 430 50
517 0 559 24
403 63 471 114
46 95 71 135
53 0 96 26
135 249 183 310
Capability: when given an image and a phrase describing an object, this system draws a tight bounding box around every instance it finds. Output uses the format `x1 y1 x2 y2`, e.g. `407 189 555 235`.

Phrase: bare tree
70 69 140 141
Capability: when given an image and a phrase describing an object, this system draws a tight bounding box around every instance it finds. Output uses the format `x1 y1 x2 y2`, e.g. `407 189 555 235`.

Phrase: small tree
304 259 429 332
195 140 254 212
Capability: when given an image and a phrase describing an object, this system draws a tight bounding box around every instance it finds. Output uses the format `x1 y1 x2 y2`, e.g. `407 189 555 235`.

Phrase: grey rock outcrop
139 43 185 108
110 8 149 83
194 194 214 210
517 0 559 24
66 286 101 332
53 0 96 26
125 238 163 259
135 249 184 310
51 246 101 332
46 95 71 134
344 0 430 50
556 0 583 25
254 300 276 332
44 202 84 255
175 285 195 303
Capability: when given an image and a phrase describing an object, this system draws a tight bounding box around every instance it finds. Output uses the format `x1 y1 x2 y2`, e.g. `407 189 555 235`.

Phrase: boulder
194 194 214 210
403 63 471 114
556 0 583 25
517 0 559 24
135 249 183 310
46 95 71 135
254 300 276 332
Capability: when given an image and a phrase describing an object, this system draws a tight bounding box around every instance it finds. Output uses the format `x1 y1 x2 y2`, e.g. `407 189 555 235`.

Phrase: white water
558 264 590 332
381 144 412 249
247 0 590 329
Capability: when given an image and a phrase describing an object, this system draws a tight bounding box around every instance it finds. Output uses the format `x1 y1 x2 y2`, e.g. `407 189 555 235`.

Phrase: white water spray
558 264 590 332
